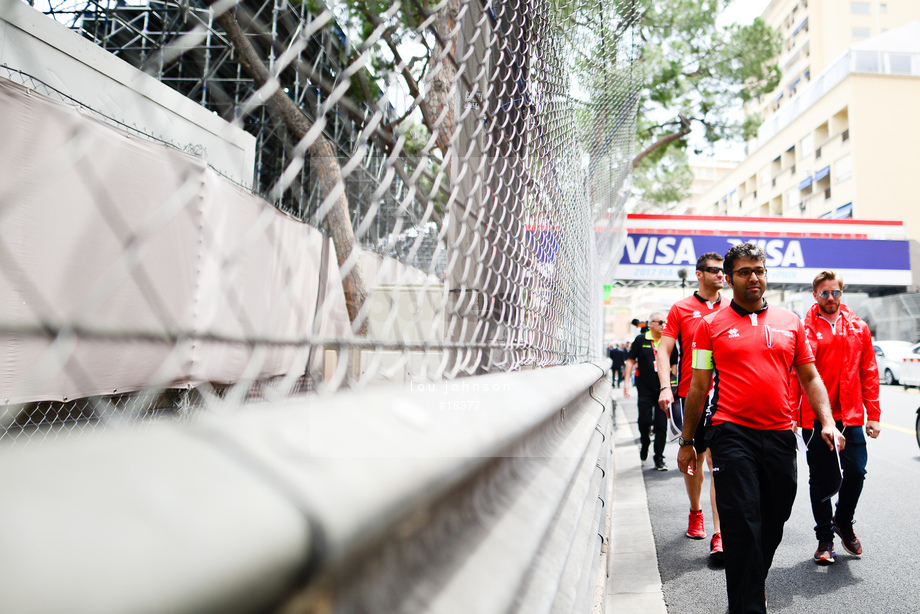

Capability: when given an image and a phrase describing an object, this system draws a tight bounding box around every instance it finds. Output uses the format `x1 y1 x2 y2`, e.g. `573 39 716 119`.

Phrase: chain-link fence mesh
0 0 640 443
859 293 920 342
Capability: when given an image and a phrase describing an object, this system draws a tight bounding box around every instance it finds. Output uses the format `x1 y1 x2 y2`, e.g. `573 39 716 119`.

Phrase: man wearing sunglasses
657 253 726 559
625 312 676 471
677 242 844 614
794 271 880 565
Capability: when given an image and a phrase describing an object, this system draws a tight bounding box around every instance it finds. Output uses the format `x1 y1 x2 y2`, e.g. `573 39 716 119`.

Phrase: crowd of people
609 243 881 614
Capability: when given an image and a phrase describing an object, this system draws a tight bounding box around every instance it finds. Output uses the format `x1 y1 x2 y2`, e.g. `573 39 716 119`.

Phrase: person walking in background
625 312 676 471
607 343 616 385
657 252 726 560
610 342 627 388
677 242 845 614
794 270 880 565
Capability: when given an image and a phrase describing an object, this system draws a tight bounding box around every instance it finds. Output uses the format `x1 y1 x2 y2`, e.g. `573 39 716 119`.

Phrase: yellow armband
692 349 714 369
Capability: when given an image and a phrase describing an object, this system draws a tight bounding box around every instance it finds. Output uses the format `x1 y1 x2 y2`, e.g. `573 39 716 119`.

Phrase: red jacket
795 303 880 427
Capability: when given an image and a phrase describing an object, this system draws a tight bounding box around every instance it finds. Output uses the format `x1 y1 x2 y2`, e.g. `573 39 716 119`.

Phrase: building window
842 128 850 142
855 50 880 71
852 27 872 39
880 3 887 12
889 54 912 74
836 155 852 181
800 133 814 158
850 2 870 14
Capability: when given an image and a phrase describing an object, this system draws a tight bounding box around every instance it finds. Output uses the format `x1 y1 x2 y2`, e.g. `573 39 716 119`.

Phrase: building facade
747 0 920 123
698 19 920 243
675 159 738 215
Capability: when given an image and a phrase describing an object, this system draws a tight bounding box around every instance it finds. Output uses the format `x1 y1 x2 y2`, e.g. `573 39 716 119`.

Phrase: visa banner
617 234 911 286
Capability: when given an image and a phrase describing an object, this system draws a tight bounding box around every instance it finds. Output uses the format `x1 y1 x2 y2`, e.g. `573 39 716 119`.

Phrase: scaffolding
38 0 440 270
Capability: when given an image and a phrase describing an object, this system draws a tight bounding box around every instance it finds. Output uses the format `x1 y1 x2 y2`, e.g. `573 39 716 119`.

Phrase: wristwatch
678 436 695 447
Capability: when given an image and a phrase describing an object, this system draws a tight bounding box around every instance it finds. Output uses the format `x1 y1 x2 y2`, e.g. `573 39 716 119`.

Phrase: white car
900 344 920 389
874 340 916 385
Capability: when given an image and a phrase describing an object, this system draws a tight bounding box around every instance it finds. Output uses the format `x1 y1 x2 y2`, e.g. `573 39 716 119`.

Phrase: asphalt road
618 384 920 613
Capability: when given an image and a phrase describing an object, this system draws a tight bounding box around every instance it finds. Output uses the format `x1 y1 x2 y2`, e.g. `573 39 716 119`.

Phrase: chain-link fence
0 0 640 442
859 293 920 342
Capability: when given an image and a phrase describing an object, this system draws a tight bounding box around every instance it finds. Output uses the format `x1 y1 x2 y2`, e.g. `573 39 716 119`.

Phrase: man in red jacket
797 270 881 565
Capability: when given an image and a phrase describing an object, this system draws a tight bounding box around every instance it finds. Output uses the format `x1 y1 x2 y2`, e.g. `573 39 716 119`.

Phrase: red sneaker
709 532 724 561
686 509 705 539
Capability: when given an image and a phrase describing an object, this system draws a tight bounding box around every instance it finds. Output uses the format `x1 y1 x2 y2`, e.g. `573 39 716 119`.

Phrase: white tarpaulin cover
0 77 353 403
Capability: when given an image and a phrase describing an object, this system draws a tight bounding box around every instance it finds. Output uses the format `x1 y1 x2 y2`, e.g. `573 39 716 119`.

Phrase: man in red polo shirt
795 270 880 565
657 252 726 559
677 242 844 614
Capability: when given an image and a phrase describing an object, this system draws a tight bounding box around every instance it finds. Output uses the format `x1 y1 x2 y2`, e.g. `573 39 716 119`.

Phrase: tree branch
631 114 692 169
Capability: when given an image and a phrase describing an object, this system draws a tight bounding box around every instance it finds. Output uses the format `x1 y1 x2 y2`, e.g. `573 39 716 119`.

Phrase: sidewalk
605 389 668 613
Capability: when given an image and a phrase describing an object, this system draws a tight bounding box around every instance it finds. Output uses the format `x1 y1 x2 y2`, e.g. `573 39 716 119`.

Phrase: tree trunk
213 8 368 334
427 0 459 157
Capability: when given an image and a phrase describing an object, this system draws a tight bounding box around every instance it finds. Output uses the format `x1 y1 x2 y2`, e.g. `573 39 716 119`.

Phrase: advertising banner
617 234 911 286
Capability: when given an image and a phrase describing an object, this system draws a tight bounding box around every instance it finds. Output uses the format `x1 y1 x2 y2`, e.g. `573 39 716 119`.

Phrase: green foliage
632 148 693 210
741 112 764 141
632 0 782 209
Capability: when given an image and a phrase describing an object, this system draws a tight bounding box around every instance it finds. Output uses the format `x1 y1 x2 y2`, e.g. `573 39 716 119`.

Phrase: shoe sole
686 532 705 539
814 556 835 565
709 550 724 561
838 541 862 556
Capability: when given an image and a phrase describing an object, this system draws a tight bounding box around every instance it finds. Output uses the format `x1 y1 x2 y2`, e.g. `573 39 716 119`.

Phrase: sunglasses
652 320 666 325
817 290 842 299
698 266 724 275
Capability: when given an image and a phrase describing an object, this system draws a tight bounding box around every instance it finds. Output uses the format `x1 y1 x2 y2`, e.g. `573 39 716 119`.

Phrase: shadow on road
767 557 861 607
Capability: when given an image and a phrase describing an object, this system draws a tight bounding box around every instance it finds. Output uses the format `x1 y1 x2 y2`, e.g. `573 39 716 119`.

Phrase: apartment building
673 159 737 214
698 20 920 241
748 0 920 123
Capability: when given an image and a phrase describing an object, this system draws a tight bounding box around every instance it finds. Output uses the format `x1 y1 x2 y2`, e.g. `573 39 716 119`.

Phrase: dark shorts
672 396 709 454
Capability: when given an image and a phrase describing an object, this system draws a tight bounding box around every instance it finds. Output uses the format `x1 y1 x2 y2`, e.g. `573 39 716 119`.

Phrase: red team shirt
663 292 725 398
692 303 814 431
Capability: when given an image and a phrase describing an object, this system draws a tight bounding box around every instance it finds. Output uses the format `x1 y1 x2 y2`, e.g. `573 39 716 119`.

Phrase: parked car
899 343 920 389
873 340 916 385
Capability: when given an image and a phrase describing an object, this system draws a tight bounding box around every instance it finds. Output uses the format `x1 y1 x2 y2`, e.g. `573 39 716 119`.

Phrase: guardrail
0 361 613 613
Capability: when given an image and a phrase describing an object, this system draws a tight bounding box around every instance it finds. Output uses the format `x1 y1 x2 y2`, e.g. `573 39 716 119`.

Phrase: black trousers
709 422 798 614
637 395 667 462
